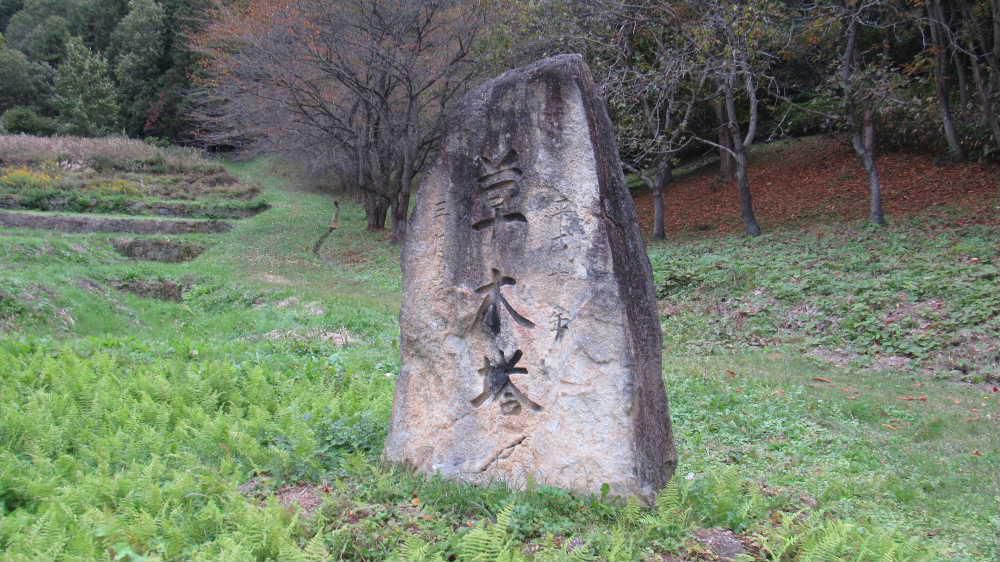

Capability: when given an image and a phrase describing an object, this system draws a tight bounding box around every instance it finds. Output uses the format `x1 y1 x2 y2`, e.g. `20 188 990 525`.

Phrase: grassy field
0 146 997 561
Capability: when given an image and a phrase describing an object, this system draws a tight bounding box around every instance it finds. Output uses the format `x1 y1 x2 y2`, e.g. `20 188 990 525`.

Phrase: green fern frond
801 520 850 562
302 532 330 562
617 498 643 527
655 479 685 519
494 502 515 537
458 528 500 562
458 503 519 562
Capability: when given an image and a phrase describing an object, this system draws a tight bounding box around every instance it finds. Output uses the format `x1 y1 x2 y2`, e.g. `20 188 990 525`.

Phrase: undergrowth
0 157 995 561
649 217 1000 381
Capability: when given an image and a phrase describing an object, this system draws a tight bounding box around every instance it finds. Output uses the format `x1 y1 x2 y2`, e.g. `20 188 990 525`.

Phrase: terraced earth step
112 238 206 262
0 210 232 234
0 193 270 219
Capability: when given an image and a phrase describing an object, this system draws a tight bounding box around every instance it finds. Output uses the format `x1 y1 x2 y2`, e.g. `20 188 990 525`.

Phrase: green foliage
0 0 201 139
0 0 24 30
0 44 52 111
3 0 83 64
112 0 166 134
0 165 58 189
0 155 993 561
759 514 932 562
686 468 769 533
0 106 56 134
458 503 523 561
16 13 69 63
52 36 120 135
650 220 1000 376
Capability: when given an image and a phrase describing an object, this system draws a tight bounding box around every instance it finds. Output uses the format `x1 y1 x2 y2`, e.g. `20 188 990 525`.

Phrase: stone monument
384 54 676 501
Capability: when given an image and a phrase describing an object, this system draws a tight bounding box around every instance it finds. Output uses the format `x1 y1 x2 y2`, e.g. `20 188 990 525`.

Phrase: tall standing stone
384 54 676 501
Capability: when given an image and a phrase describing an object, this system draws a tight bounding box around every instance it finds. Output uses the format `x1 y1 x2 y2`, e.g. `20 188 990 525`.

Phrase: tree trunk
954 51 970 109
713 99 734 182
724 87 761 236
651 162 672 240
932 53 966 160
960 1 1000 152
968 51 1000 151
840 12 884 225
365 193 389 231
927 0 966 160
391 186 411 242
850 108 886 225
927 0 965 161
990 0 1000 93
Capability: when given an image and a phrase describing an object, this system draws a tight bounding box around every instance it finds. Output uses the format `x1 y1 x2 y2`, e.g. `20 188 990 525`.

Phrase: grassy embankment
0 138 997 561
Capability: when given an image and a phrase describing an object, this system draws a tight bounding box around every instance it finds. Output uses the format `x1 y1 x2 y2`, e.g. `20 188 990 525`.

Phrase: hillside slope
634 136 1000 236
0 142 996 561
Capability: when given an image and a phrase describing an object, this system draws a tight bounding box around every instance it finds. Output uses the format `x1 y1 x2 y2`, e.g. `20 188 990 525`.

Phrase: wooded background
2 0 998 238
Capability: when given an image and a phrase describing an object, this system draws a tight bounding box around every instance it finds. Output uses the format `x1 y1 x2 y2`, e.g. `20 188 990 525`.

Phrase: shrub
0 166 58 190
85 178 143 196
1 107 57 136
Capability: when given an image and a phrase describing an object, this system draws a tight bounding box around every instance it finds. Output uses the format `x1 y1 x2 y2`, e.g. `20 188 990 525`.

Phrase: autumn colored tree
573 0 706 240
682 0 793 237
191 0 497 239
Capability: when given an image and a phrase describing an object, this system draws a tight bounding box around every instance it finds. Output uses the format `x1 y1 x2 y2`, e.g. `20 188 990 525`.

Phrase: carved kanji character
470 350 542 414
476 148 523 208
471 268 535 334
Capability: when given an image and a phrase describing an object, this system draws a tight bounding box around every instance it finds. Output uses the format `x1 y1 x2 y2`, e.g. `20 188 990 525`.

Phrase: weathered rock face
384 54 675 501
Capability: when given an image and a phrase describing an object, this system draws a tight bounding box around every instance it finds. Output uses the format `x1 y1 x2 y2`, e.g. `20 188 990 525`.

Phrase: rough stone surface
384 54 675 501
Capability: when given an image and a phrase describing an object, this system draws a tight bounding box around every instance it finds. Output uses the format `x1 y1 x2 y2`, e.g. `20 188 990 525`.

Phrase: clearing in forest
0 138 996 562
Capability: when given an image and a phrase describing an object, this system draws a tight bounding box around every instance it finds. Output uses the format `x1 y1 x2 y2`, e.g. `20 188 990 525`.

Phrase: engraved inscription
470 350 542 415
551 310 570 342
477 148 523 207
467 148 543 415
471 268 535 334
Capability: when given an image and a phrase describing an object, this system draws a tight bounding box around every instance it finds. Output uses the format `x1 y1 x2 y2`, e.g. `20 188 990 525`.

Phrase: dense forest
2 0 999 238
0 0 206 140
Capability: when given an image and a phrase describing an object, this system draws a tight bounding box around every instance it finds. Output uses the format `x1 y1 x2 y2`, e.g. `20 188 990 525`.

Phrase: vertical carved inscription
468 148 543 415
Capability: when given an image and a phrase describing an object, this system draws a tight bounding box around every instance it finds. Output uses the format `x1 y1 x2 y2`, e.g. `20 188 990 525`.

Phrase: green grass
0 158 997 561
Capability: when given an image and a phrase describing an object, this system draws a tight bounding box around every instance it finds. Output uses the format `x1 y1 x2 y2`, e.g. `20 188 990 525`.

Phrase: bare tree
688 0 791 237
955 0 1000 153
191 0 494 240
838 0 892 225
926 0 967 160
585 1 705 240
579 0 786 238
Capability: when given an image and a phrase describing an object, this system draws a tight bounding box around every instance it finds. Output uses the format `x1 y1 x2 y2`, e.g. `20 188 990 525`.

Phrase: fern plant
458 503 526 562
389 535 445 562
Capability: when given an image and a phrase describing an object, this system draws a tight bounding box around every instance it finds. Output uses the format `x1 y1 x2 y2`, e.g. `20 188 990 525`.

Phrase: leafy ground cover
0 152 997 561
633 135 1000 236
